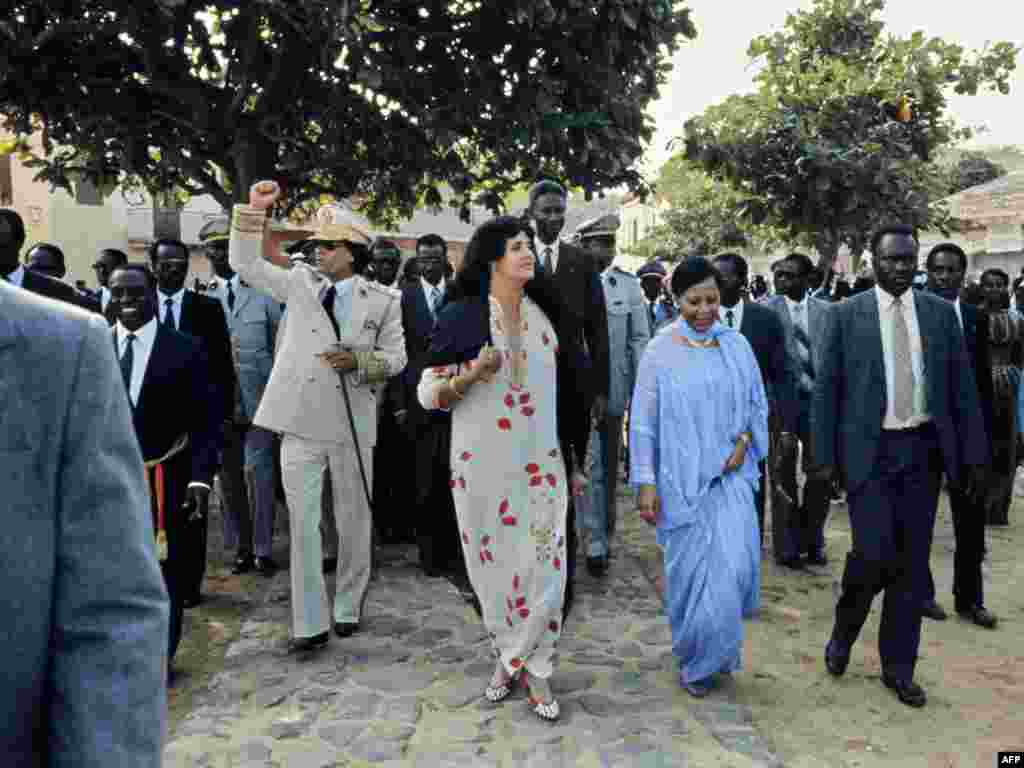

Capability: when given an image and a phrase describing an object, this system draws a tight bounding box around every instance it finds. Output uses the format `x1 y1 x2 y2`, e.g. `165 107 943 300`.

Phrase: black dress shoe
825 639 850 677
232 552 255 574
322 556 337 574
333 621 359 638
777 556 805 570
882 675 927 708
805 552 828 567
586 555 609 577
182 594 203 609
254 556 278 577
288 632 329 653
957 604 998 629
921 600 948 621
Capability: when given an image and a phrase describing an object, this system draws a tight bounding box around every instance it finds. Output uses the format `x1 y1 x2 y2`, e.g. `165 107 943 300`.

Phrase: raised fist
249 180 281 211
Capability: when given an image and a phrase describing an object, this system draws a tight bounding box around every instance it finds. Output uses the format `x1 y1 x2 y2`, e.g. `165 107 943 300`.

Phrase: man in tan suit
230 182 406 651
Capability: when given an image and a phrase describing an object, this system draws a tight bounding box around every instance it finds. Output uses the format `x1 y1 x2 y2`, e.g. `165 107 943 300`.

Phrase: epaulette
364 279 401 299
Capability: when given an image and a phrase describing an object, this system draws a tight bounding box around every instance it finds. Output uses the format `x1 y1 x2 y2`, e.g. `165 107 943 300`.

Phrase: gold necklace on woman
675 333 719 349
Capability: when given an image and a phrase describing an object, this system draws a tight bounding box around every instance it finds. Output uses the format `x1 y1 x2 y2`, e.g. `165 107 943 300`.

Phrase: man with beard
574 214 648 576
149 237 234 606
712 252 798 548
108 263 219 675
527 180 609 618
201 219 282 577
814 224 987 707
921 242 997 629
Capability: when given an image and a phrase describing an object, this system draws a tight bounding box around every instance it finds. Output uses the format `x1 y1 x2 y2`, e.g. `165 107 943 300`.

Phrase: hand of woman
470 343 502 383
723 436 749 474
249 180 281 211
637 484 659 526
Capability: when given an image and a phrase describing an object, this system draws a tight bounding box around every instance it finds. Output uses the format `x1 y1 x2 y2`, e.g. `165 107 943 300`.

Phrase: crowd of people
0 173 1017 760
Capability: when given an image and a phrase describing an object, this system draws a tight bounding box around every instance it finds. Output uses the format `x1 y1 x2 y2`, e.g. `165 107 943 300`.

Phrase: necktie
163 298 176 330
120 333 136 395
791 304 814 394
430 285 441 314
543 247 554 275
321 285 340 339
226 280 235 313
649 303 656 333
726 310 734 328
892 297 915 421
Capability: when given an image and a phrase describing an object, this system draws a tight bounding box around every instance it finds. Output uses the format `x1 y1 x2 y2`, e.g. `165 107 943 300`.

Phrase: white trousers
280 434 372 639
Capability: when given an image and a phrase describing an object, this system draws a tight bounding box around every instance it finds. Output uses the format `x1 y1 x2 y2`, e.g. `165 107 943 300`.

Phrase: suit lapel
135 325 168 415
913 292 937 407
415 283 434 337
179 291 194 334
344 277 370 344
232 283 253 318
857 291 886 415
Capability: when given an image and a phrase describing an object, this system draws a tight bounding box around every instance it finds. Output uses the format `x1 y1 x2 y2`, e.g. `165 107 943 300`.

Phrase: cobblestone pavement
165 485 785 768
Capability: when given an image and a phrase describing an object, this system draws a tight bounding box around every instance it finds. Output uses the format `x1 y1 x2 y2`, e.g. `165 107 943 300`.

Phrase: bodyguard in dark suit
401 234 468 587
150 237 234 606
813 225 988 707
923 242 998 629
713 253 799 546
527 180 610 618
108 264 219 669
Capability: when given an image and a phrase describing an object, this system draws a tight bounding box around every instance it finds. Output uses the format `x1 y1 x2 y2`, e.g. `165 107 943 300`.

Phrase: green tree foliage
0 1 695 222
948 151 1008 194
682 0 1018 270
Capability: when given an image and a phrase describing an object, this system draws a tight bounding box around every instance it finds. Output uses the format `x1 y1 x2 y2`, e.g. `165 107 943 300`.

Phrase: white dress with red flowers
419 295 567 679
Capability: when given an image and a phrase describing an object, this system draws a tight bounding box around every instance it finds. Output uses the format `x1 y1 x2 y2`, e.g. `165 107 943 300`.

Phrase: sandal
484 662 517 703
523 670 560 721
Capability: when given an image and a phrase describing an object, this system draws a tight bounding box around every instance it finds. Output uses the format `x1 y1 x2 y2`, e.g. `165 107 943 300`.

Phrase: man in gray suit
575 214 649 576
813 224 987 708
765 252 833 567
0 282 169 766
201 218 283 576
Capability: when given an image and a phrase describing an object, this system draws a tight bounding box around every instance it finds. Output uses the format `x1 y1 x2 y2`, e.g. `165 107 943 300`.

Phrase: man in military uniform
201 218 283 576
637 260 676 336
575 214 650 576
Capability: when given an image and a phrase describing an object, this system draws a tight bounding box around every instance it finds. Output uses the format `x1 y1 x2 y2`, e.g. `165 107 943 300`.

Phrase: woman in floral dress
418 216 586 722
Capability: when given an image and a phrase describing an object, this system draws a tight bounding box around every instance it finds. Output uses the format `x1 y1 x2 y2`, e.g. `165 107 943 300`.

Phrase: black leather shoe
777 556 805 571
882 675 927 708
586 555 609 577
322 556 337 574
825 639 850 677
232 552 254 574
957 605 998 629
333 621 359 638
288 632 329 653
921 600 948 621
805 552 828 567
182 594 203 609
254 556 278 577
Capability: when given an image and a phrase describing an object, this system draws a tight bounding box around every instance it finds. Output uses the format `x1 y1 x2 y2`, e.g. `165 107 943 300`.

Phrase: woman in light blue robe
630 257 769 697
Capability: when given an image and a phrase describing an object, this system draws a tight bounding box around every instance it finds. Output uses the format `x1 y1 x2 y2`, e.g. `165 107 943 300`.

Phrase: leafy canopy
682 0 1018 262
0 1 695 223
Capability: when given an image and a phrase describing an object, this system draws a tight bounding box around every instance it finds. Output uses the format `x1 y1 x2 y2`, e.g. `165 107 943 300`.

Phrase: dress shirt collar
115 316 158 351
158 286 187 305
534 236 559 272
5 265 25 287
421 276 445 304
334 275 355 293
785 293 808 312
875 284 913 311
718 300 743 329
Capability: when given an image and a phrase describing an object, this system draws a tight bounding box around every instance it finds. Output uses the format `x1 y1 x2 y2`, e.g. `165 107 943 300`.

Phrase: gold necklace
677 334 718 349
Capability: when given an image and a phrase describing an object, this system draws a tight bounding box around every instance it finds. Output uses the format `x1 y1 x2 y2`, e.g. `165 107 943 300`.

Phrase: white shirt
876 286 929 429
157 287 187 328
5 265 25 287
718 301 744 330
953 298 963 331
115 317 209 490
534 236 559 274
421 276 445 315
332 276 355 338
100 286 111 312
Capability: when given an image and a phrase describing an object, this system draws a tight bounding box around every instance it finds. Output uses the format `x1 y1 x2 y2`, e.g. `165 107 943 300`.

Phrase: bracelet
449 376 466 400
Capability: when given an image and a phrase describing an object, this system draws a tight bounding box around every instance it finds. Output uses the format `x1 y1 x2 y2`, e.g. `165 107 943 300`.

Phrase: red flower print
459 477 466 490
479 552 486 565
481 534 491 546
484 550 494 562
521 406 535 417
545 473 557 487
542 332 550 346
515 596 526 608
459 451 472 461
506 596 514 611
462 532 469 545
506 616 513 628
501 515 517 526
518 608 530 619
510 383 523 392
553 557 561 570
449 479 457 489
504 394 516 408
510 658 522 669
513 574 520 591
497 418 512 430
529 476 543 487
525 463 539 474
519 393 531 404
499 499 509 516
548 621 559 632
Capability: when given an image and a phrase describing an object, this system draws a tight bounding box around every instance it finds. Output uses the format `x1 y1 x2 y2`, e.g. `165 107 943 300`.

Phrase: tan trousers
280 434 372 639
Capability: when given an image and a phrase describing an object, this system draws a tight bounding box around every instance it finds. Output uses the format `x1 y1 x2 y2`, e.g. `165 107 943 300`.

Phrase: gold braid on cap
232 205 268 235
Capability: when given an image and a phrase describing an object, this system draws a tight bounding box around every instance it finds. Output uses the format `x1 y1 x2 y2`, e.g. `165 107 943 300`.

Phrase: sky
643 0 1024 172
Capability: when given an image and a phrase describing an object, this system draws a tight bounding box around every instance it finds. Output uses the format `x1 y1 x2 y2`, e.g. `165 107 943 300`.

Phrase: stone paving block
317 720 368 749
440 675 488 709
379 694 420 724
549 669 598 695
349 663 437 693
328 688 382 720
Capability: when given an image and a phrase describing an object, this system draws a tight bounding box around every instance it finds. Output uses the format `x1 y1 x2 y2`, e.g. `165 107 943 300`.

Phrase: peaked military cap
198 216 231 244
575 213 621 241
637 260 668 279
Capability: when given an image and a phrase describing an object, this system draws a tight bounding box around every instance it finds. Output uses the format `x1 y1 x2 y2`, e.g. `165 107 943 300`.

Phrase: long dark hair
447 216 563 334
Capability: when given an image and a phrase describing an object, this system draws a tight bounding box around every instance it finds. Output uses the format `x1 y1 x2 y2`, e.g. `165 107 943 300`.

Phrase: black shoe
805 552 828 567
957 604 998 629
586 555 609 577
182 593 203 609
882 675 927 708
288 632 329 653
825 639 850 677
333 621 359 638
776 556 805 570
921 600 948 621
254 556 278 577
322 557 337 574
232 552 255 574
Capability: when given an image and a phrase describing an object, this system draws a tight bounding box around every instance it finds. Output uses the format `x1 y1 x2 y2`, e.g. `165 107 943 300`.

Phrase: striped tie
792 304 814 395
892 297 915 421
